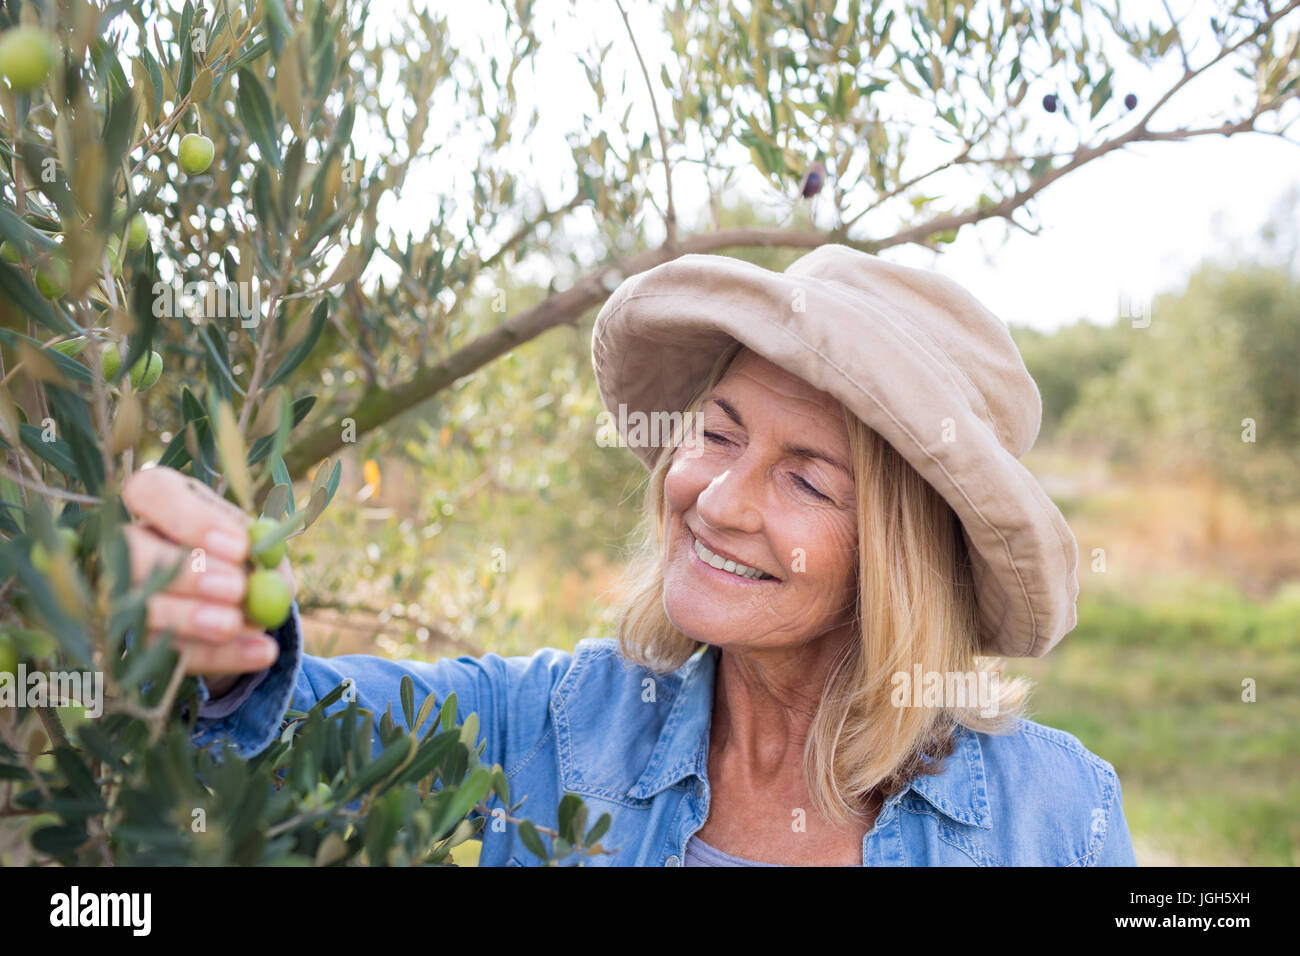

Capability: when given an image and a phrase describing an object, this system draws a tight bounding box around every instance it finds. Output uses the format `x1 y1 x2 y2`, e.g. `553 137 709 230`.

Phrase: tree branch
280 226 875 478
0 462 103 505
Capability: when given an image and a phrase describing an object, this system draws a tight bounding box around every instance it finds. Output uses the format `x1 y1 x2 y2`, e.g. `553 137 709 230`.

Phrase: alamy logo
49 886 151 935
0 666 103 717
890 664 1001 718
152 278 261 327
595 404 705 456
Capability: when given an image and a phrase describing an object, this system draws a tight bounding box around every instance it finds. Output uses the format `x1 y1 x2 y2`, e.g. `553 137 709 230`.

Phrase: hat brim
591 254 1078 658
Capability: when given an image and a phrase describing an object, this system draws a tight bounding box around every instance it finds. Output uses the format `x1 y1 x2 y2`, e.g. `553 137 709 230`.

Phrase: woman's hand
122 465 296 698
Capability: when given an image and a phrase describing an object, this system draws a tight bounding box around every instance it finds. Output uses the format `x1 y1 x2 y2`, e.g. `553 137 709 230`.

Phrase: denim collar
624 643 993 830
625 644 717 800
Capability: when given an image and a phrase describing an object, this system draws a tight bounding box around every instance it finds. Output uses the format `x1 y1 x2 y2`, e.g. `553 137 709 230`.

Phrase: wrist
205 674 241 698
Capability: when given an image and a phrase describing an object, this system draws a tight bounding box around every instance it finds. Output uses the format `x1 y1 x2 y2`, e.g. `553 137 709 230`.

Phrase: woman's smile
687 527 781 584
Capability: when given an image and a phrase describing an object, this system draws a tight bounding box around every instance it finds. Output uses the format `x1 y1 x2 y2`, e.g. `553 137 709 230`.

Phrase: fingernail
197 572 245 602
194 605 241 634
244 637 277 666
204 528 248 563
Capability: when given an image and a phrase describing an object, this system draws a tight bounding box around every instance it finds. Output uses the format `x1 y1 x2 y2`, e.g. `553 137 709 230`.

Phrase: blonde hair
612 340 1032 826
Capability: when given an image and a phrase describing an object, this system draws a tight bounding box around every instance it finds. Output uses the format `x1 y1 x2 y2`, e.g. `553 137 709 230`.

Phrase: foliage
1011 318 1129 443
1056 261 1300 503
1 670 608 865
0 0 602 866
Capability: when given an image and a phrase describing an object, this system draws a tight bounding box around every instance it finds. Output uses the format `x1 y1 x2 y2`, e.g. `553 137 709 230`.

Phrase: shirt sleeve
1092 774 1138 866
188 601 575 771
196 668 269 719
187 602 306 760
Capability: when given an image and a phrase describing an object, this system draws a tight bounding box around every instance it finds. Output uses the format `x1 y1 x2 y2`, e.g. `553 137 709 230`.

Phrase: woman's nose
696 452 765 535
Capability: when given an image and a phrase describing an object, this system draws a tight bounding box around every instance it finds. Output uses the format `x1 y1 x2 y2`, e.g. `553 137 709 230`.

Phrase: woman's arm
189 600 576 769
121 465 571 771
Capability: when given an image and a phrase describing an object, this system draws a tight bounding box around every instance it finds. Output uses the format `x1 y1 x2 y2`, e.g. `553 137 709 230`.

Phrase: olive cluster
244 519 293 630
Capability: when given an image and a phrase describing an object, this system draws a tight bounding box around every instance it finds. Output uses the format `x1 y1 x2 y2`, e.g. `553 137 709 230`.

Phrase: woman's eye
703 432 829 501
794 475 831 501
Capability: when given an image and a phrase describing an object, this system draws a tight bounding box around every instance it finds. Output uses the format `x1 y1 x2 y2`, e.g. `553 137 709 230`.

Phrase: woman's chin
663 594 744 647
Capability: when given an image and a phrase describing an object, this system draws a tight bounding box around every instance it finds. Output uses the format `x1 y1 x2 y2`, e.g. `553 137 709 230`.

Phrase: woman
123 245 1137 866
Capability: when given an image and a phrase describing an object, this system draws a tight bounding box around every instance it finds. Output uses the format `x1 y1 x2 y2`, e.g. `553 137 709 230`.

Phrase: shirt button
665 855 681 867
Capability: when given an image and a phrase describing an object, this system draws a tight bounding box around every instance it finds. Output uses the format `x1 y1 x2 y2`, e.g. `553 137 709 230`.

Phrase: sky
372 0 1300 334
902 131 1300 332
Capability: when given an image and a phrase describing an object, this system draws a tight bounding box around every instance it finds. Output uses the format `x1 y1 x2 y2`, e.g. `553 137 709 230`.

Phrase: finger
124 524 248 604
122 467 250 563
144 593 256 644
155 633 281 678
143 622 270 650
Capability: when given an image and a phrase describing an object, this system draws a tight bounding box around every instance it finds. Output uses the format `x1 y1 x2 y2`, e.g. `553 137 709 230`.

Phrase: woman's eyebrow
710 396 852 477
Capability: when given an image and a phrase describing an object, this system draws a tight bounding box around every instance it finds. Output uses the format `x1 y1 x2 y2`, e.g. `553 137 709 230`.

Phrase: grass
1006 578 1300 865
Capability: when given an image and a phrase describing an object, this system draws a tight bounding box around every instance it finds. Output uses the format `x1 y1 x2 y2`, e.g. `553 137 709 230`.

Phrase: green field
1006 579 1300 866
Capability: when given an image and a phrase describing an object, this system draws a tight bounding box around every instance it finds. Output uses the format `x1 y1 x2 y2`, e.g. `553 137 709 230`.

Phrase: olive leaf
413 690 440 738
517 820 549 862
399 675 416 729
262 483 292 521
210 395 253 512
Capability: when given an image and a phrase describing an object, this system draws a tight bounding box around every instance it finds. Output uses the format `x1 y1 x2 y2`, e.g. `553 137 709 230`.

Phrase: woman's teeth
692 536 776 580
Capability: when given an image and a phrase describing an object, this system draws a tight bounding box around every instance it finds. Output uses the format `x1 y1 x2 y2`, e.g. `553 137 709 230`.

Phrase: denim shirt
188 604 1137 867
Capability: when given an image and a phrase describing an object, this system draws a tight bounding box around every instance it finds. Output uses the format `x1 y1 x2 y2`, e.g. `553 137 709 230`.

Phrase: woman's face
662 349 859 653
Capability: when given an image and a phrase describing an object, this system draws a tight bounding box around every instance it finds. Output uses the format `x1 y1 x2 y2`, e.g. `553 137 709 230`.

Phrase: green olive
0 240 21 264
101 344 163 390
34 258 69 299
130 350 163 390
178 133 215 175
126 213 148 251
245 569 291 629
100 344 122 381
248 517 286 569
0 26 58 93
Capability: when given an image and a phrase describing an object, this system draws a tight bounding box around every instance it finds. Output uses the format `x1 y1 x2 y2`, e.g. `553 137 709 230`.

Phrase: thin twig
843 138 976 228
0 462 103 504
1132 0 1300 134
478 192 586 273
231 272 290 438
265 806 362 840
145 647 195 745
0 351 30 507
1158 0 1194 74
614 0 677 248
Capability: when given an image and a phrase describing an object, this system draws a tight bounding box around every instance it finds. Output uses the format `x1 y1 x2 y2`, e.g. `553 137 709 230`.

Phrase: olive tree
0 0 605 866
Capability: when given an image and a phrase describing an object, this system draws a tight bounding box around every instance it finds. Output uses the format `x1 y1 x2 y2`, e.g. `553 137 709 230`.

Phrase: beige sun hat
590 244 1079 658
